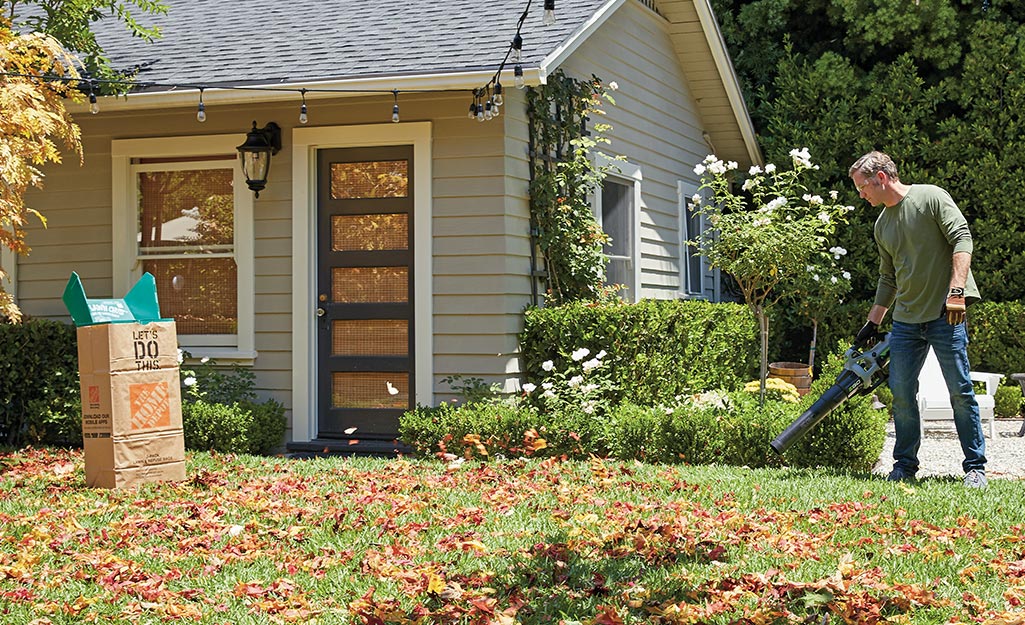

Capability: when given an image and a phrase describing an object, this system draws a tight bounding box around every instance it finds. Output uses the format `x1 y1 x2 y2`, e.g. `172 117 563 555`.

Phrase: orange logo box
128 381 170 430
88 385 101 407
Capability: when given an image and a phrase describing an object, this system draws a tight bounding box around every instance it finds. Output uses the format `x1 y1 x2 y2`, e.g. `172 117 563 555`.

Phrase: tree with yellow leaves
0 19 82 321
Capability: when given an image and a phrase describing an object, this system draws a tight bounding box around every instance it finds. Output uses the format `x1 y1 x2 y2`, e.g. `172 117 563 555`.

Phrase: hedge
0 318 80 447
520 299 759 406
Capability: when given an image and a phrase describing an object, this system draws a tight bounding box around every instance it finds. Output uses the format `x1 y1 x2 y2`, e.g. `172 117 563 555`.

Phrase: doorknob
316 308 325 317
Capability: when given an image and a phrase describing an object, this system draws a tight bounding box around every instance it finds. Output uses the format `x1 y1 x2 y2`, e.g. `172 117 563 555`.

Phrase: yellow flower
743 377 800 403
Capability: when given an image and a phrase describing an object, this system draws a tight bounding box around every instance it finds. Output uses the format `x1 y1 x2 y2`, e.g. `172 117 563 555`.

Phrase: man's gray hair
849 151 900 181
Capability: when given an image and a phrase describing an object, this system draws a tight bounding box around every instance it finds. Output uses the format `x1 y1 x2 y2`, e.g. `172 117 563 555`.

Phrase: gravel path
872 418 1025 480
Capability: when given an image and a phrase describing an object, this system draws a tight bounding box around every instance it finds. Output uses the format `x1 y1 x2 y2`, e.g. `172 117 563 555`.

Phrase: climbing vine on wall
527 69 621 305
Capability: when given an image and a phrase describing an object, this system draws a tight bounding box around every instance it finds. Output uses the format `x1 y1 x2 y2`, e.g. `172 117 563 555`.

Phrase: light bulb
468 103 477 119
476 106 485 122
392 103 400 123
493 83 504 106
543 0 556 25
514 65 525 89
511 33 522 63
490 100 500 117
196 101 206 122
484 101 493 120
89 92 99 114
299 103 308 124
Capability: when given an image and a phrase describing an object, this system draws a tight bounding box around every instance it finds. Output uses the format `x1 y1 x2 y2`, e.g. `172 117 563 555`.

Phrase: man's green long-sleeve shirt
873 184 980 324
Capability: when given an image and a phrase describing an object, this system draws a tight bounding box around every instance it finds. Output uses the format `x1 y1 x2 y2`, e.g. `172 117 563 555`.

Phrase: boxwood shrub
182 399 286 455
399 400 608 460
0 318 80 448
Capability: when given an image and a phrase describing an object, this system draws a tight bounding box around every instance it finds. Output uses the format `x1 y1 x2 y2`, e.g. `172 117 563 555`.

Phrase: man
849 151 987 488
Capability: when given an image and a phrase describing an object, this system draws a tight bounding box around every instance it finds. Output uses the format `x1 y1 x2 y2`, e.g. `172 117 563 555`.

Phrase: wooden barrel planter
769 362 812 396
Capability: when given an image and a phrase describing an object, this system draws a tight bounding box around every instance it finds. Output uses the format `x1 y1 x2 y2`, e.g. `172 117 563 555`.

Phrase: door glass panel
332 267 407 303
332 320 407 356
332 214 408 251
330 161 408 199
332 372 409 409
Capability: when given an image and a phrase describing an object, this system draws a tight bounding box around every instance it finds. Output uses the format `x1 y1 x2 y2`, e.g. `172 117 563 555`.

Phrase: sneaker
964 470 988 489
887 467 916 482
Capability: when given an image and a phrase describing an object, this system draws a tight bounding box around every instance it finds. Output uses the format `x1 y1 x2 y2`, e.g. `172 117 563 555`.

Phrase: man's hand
855 321 878 346
946 288 966 325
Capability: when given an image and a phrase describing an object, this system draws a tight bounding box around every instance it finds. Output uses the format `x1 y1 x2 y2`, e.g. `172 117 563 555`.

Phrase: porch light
236 121 281 198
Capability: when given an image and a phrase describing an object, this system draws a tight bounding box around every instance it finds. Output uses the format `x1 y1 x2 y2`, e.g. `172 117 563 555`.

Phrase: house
6 0 761 453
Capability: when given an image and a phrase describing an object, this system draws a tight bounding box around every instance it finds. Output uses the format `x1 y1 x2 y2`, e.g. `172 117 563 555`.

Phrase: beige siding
432 88 533 397
559 1 710 300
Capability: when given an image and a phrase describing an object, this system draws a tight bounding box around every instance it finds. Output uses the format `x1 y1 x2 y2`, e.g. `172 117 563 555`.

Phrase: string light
299 88 308 124
391 90 400 123
466 0 556 121
196 87 206 122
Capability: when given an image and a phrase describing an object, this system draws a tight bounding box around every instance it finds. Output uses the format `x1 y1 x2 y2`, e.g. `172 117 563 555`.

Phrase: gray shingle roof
85 0 612 88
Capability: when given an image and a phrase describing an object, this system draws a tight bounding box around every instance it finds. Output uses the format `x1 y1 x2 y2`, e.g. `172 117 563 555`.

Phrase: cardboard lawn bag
63 272 186 489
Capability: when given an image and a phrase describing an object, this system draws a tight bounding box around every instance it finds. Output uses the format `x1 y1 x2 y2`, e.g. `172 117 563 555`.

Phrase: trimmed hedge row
520 299 760 403
401 346 887 472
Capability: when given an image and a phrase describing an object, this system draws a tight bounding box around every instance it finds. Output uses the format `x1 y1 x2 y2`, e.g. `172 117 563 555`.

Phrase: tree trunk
756 305 769 406
808 318 819 371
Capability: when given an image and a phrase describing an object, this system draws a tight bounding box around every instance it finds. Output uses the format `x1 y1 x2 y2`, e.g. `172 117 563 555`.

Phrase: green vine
528 70 621 305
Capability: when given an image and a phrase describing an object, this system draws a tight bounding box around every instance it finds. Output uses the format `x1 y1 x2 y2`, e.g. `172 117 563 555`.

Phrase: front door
316 146 414 440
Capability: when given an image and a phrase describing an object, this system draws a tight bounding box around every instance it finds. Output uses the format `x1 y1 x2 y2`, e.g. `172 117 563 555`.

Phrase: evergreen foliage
710 0 1025 302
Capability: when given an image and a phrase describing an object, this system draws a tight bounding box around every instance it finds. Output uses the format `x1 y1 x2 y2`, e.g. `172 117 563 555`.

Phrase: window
112 135 255 360
678 180 706 297
595 159 641 301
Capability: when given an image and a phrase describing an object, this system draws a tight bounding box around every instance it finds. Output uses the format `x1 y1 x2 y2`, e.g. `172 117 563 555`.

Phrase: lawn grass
1 447 1023 624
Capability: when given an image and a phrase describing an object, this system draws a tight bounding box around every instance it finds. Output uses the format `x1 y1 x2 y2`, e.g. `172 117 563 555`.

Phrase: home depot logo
88 385 101 409
128 381 170 430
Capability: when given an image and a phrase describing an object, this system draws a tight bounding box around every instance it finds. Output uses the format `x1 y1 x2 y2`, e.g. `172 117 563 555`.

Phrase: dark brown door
316 146 414 440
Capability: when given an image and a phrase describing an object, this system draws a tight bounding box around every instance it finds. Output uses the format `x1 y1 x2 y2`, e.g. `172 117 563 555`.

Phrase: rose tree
688 149 854 400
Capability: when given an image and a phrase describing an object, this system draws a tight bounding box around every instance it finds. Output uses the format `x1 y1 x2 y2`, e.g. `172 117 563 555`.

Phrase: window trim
290 122 434 444
594 157 642 302
678 180 707 298
111 134 256 362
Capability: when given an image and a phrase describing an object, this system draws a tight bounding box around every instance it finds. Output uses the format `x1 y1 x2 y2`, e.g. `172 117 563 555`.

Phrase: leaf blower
770 333 891 455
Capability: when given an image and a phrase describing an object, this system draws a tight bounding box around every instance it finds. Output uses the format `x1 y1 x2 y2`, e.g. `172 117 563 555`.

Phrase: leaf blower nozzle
770 333 890 455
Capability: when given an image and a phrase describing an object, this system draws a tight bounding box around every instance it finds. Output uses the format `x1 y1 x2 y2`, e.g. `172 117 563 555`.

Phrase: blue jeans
888 317 986 475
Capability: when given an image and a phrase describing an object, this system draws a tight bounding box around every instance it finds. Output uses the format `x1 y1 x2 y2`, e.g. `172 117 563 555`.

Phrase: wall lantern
236 121 281 197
